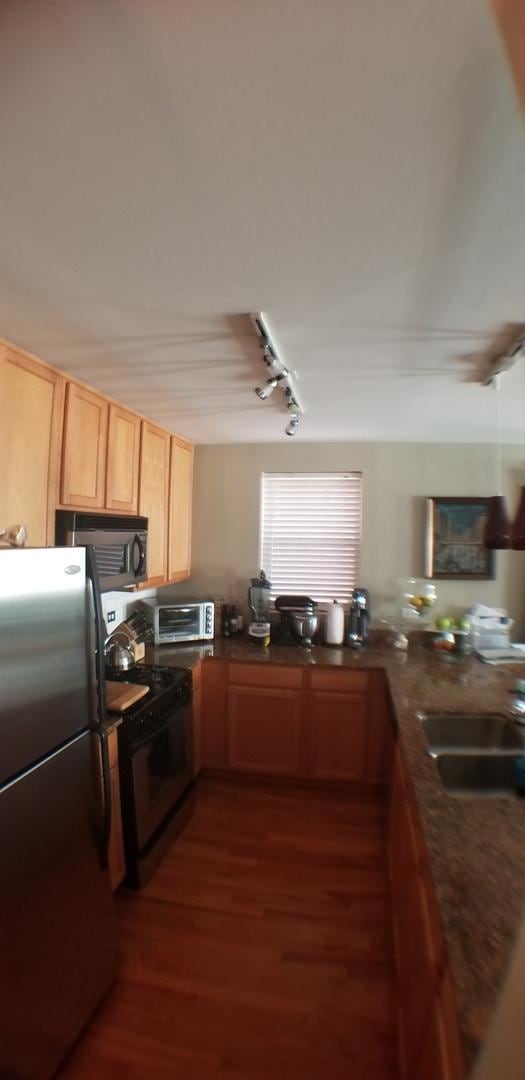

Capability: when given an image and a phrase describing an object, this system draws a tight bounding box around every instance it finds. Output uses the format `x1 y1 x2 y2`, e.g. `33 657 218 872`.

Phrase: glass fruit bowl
398 578 437 627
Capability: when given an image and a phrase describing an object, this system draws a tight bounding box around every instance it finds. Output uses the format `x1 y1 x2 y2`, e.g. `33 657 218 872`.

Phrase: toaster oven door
157 605 202 641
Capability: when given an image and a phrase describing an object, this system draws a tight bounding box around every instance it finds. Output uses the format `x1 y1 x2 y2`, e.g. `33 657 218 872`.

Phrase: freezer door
0 730 117 1080
0 547 92 786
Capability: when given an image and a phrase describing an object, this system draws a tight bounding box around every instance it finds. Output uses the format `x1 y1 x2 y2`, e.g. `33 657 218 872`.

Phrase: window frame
258 470 363 605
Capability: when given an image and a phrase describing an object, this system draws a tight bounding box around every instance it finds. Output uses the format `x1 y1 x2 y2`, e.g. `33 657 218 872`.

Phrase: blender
248 571 272 644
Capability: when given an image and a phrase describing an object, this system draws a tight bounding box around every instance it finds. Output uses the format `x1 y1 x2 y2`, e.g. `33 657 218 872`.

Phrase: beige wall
161 442 525 636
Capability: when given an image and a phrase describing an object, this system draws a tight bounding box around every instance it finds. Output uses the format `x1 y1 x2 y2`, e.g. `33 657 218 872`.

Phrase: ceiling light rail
250 312 304 437
482 328 525 386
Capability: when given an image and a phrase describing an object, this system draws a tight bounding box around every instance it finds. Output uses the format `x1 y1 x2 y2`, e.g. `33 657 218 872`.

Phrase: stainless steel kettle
105 635 135 672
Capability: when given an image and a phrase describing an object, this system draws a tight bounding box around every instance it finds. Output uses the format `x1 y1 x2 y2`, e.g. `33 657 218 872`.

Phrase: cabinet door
108 763 126 891
61 382 108 507
201 660 228 768
192 685 202 778
106 404 140 512
407 971 465 1080
138 421 170 584
309 691 368 780
365 670 395 782
389 748 442 1076
168 435 193 581
228 685 302 776
0 345 65 545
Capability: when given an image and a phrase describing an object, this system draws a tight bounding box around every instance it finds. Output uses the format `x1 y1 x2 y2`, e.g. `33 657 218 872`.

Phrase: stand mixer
273 596 318 647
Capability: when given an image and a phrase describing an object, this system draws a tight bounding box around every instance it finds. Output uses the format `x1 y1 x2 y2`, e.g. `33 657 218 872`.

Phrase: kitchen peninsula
146 637 525 1073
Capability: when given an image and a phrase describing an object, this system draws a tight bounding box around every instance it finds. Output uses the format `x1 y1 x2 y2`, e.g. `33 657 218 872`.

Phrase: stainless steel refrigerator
0 546 117 1080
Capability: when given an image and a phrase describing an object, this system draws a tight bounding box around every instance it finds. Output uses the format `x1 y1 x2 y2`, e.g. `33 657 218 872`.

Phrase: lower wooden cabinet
199 661 392 782
308 691 368 780
227 685 303 775
201 659 228 768
192 683 202 777
389 747 465 1080
107 728 126 892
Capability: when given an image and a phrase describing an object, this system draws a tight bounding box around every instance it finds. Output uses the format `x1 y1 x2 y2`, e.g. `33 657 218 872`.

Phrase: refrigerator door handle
85 544 106 726
86 577 99 727
97 729 112 872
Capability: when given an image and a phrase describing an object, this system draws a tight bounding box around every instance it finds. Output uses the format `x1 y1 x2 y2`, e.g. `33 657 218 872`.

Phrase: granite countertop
145 638 525 1066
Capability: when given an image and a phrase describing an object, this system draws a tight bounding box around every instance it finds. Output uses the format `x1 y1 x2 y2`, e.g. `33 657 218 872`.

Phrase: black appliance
0 545 117 1080
271 595 317 645
112 664 194 888
347 587 370 648
56 510 148 591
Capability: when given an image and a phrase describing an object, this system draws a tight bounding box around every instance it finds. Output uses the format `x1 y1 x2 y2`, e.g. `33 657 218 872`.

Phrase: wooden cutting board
106 681 149 712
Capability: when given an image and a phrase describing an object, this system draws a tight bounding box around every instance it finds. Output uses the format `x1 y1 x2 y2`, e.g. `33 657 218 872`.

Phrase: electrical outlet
107 610 116 623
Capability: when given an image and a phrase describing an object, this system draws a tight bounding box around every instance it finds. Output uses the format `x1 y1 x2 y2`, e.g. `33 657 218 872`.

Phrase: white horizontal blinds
260 473 362 603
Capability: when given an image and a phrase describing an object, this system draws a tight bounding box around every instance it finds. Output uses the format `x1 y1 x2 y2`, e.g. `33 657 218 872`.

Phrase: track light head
285 414 300 437
255 377 278 400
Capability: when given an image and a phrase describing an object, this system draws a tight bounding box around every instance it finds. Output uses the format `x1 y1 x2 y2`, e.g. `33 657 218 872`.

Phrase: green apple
457 616 471 632
436 616 452 631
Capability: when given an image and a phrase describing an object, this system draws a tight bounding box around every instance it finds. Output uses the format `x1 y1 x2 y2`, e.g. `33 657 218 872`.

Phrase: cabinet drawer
228 663 303 689
310 668 369 693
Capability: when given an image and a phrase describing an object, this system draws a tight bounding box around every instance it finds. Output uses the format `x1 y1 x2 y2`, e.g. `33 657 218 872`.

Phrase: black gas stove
108 662 194 888
107 664 191 728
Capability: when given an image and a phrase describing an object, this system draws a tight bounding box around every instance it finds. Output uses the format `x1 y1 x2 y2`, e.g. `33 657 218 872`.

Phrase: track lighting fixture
255 377 279 400
250 312 305 437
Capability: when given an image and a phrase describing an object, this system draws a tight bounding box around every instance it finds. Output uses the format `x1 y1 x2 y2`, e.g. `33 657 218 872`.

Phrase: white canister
325 600 345 645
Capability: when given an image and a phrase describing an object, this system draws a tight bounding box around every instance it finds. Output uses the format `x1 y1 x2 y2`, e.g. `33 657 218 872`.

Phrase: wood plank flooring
60 777 398 1079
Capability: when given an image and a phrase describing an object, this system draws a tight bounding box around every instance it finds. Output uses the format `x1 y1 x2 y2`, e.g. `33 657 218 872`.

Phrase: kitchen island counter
145 638 525 1066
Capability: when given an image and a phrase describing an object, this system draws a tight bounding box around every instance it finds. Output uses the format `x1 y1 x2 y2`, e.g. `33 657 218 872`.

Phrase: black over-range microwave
55 511 148 591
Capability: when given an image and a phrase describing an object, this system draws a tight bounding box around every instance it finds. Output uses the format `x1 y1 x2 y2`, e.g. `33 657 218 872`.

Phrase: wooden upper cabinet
168 435 194 581
139 421 170 583
0 344 65 545
61 382 108 507
106 404 140 513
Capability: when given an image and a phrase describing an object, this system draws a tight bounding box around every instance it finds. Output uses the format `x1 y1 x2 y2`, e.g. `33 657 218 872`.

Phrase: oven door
128 703 193 853
157 605 203 642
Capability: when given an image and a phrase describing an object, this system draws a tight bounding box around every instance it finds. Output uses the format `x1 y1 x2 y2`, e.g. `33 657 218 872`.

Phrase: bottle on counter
229 605 239 635
325 600 345 646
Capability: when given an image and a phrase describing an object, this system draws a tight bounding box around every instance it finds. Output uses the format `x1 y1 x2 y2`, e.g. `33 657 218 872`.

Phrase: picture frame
424 497 495 580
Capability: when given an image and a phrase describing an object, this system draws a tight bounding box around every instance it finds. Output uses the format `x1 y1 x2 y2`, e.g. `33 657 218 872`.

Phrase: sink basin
436 753 523 797
423 713 523 755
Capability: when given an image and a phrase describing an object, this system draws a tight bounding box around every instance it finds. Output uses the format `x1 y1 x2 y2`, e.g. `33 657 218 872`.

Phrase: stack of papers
477 645 525 665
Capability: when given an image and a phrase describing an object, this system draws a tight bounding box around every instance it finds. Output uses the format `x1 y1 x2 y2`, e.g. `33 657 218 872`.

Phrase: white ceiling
1 0 524 443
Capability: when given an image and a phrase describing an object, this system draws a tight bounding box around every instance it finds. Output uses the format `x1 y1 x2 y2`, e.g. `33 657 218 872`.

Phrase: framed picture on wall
424 497 495 580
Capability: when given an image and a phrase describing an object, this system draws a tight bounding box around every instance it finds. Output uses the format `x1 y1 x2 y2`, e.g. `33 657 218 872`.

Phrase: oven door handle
128 719 171 755
128 704 189 756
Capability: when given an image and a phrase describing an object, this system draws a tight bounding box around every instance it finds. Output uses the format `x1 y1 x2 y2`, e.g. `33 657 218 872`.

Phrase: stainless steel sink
423 713 524 755
436 754 523 797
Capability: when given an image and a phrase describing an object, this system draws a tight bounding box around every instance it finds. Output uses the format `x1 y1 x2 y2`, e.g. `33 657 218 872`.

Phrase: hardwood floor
60 777 399 1079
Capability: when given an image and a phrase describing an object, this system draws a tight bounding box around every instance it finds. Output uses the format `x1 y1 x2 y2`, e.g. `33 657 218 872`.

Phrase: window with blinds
259 472 362 603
